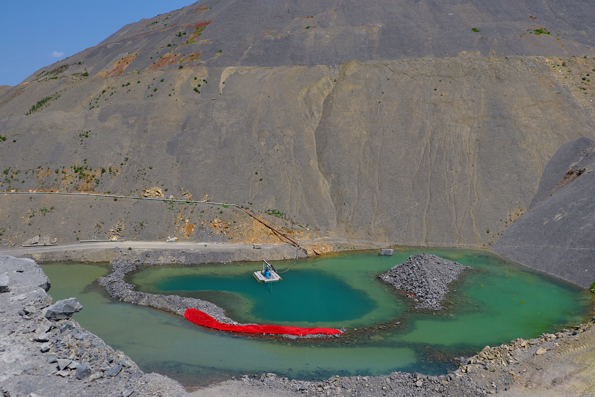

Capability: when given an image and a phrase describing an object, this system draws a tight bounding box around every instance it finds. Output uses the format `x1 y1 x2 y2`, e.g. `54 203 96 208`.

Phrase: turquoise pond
40 248 594 387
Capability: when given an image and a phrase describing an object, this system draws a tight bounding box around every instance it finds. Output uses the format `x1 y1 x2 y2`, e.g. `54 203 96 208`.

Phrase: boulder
23 306 36 314
34 333 50 342
22 235 56 246
107 364 123 377
141 186 164 198
535 348 547 355
379 249 393 256
57 359 72 371
0 273 9 293
44 298 83 320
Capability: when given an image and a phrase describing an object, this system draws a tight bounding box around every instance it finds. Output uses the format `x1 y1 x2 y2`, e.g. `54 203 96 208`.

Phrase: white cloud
49 51 65 58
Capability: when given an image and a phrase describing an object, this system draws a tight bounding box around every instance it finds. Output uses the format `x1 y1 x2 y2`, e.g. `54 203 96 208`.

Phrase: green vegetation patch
25 92 61 115
265 209 285 218
47 64 69 76
528 28 551 35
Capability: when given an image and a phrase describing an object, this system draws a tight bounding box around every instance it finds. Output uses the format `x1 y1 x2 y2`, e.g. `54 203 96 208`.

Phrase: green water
156 270 378 324
40 248 594 386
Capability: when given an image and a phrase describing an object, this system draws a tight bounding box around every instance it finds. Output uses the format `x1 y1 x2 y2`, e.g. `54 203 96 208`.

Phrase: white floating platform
253 270 282 283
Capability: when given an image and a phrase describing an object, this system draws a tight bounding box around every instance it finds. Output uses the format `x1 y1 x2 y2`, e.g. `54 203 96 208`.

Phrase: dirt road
0 241 287 256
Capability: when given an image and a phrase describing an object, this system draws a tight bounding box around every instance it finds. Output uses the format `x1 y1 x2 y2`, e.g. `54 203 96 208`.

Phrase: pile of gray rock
379 253 470 310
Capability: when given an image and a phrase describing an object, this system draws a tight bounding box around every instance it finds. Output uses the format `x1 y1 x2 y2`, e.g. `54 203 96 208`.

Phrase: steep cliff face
1 0 595 248
493 137 595 288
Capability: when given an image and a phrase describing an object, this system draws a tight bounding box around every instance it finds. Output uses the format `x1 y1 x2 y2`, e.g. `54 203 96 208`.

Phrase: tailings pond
40 248 594 387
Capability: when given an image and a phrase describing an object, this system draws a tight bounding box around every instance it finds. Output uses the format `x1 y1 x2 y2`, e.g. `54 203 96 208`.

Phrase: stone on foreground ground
379 253 471 310
0 254 188 397
44 297 83 320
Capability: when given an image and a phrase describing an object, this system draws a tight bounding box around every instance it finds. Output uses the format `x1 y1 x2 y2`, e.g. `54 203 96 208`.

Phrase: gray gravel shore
191 320 595 396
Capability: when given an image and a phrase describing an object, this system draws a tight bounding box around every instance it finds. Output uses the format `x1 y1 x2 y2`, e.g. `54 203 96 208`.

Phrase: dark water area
41 248 594 387
157 270 377 324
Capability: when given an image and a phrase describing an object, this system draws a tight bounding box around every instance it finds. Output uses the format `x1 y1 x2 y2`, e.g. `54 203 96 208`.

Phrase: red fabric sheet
184 308 343 336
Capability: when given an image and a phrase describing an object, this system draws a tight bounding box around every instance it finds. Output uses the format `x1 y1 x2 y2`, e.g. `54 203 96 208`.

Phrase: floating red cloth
184 308 342 336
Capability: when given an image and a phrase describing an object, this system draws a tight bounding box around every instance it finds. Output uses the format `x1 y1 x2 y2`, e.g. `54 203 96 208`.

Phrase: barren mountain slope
0 86 11 97
1 0 595 248
2 55 595 247
493 137 595 288
16 0 595 79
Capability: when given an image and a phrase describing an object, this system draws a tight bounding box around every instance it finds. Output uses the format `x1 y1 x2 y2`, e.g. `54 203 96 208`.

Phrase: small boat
253 259 282 282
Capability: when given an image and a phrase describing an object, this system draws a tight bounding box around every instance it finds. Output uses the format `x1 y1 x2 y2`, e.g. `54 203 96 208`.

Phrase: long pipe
235 206 305 251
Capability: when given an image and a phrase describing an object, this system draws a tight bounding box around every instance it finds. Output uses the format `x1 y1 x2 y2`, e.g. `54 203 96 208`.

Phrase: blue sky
0 1 195 86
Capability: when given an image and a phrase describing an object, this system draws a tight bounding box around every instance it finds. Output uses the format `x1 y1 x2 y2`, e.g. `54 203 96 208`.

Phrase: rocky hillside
493 137 595 288
1 0 595 250
0 86 11 97
15 0 595 75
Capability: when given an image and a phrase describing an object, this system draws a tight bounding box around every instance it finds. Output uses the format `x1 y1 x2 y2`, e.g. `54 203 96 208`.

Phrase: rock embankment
379 253 470 310
225 370 487 397
0 254 189 397
98 254 235 324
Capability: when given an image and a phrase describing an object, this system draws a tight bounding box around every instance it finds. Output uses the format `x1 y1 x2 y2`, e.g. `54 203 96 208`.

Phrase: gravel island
379 253 471 310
